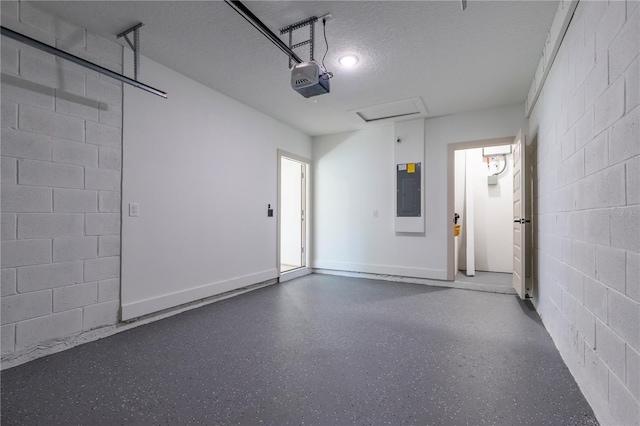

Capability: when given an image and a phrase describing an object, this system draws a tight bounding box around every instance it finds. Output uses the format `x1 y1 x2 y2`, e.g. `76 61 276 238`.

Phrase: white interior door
512 130 528 299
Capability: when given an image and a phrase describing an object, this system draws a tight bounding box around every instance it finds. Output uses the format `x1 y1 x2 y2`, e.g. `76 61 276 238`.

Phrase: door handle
513 219 531 223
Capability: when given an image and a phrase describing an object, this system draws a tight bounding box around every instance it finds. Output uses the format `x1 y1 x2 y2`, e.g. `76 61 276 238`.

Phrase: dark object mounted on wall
396 163 421 217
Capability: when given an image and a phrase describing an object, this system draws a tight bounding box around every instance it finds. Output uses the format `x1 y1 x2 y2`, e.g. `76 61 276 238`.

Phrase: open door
280 156 306 273
512 130 529 299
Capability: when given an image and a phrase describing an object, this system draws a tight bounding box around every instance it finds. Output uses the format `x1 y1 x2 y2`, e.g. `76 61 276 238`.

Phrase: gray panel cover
397 163 421 217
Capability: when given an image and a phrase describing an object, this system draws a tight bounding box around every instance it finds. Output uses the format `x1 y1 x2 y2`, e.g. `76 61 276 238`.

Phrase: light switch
129 203 139 217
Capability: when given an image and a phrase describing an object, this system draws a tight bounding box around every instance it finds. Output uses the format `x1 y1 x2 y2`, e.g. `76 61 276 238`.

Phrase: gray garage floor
1 274 597 425
455 270 516 294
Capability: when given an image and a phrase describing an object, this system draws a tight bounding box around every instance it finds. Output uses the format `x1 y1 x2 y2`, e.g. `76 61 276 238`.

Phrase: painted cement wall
528 1 639 424
1 1 123 357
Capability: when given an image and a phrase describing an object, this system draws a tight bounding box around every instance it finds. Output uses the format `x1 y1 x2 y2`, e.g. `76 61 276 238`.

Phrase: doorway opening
278 151 310 279
446 134 531 298
455 144 513 285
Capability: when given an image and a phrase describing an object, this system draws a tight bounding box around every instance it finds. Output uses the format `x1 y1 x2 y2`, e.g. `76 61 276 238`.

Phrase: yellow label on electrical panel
407 163 415 173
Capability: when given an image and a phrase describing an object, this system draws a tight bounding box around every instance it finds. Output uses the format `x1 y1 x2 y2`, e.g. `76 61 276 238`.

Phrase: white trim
279 267 312 282
312 261 447 280
313 269 515 295
121 269 278 320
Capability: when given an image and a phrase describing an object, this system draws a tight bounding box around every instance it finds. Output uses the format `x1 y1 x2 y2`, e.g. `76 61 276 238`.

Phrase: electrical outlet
129 203 139 217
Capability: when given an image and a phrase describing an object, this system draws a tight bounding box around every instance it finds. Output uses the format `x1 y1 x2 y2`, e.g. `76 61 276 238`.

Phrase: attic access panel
397 163 421 217
352 97 427 123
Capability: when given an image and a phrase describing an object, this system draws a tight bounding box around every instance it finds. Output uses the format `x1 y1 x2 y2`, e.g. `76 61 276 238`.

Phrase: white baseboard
279 267 312 282
313 268 517 295
122 269 278 320
312 260 448 281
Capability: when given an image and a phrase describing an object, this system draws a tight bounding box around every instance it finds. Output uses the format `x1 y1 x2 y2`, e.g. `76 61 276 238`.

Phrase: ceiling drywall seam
525 0 579 117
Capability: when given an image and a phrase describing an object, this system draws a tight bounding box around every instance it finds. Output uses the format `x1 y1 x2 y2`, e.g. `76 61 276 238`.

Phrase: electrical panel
396 163 421 217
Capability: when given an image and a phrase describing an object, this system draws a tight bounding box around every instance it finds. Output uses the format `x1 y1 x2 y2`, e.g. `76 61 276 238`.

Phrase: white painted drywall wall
312 104 525 280
473 149 513 272
121 54 311 320
281 158 302 267
527 1 639 424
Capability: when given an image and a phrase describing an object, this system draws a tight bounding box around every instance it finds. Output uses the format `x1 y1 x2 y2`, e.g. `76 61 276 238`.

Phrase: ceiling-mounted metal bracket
117 23 144 80
1 25 166 98
280 16 317 68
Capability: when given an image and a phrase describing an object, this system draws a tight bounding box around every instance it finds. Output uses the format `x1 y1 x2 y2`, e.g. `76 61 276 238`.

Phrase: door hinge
301 247 305 254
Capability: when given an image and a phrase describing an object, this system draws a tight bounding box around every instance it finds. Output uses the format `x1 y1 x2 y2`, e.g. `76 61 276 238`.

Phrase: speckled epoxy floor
1 274 598 425
455 271 513 289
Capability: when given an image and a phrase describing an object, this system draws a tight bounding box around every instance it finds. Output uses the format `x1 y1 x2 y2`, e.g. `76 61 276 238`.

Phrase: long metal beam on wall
224 0 304 66
1 26 168 99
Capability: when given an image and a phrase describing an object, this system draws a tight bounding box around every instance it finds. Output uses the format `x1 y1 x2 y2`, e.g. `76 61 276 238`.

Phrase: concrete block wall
529 1 639 424
1 1 122 358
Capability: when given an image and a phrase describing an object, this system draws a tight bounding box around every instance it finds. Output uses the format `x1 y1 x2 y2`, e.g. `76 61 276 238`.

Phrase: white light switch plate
129 203 139 217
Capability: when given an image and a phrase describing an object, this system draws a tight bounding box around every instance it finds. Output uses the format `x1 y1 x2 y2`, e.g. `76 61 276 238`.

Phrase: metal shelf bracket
280 16 317 68
117 23 144 80
1 26 167 98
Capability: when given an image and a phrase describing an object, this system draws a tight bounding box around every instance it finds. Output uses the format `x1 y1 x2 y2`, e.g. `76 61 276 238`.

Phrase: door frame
277 149 312 280
446 136 515 281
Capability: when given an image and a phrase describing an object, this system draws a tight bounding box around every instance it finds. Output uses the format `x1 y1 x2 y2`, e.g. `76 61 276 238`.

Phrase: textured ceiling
32 1 559 136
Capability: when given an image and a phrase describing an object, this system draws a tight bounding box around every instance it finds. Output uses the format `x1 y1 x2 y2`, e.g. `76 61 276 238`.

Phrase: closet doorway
278 151 310 277
446 133 532 298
